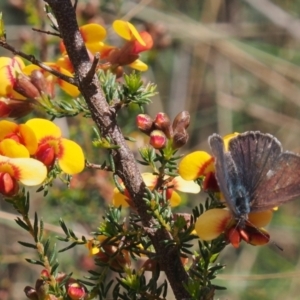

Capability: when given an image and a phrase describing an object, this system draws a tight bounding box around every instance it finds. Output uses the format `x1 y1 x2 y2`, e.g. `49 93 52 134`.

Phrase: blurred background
1 0 300 299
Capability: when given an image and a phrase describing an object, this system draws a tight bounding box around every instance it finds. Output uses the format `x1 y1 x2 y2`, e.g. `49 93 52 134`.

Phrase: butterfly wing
228 131 300 211
250 151 300 211
209 134 244 216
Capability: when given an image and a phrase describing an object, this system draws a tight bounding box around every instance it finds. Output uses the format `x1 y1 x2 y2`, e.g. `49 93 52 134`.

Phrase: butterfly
208 131 300 228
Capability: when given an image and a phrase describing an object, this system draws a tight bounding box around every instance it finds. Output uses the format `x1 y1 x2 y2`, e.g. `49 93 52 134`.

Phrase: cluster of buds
14 70 50 100
0 70 50 119
136 111 190 150
24 270 87 300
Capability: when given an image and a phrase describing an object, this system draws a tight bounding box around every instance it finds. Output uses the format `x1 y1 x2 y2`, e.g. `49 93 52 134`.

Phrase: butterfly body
208 131 300 228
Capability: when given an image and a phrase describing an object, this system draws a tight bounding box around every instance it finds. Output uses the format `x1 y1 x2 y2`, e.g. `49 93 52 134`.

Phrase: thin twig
32 27 61 37
0 41 78 86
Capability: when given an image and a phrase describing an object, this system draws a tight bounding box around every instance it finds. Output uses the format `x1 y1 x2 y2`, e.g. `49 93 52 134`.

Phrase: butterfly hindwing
250 151 300 211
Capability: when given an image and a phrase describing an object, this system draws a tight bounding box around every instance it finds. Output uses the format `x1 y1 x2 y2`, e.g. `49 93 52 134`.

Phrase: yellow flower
0 155 47 196
26 118 85 175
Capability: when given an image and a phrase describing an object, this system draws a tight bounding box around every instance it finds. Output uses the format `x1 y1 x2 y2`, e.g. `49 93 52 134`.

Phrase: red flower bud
0 172 19 196
13 73 40 99
136 114 154 134
24 286 38 300
149 130 167 149
67 281 86 300
172 127 188 149
172 111 190 131
154 112 172 138
40 269 50 279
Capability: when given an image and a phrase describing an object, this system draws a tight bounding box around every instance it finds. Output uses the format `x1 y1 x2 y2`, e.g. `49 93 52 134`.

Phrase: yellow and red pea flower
0 56 27 100
111 20 153 71
60 22 153 72
0 120 37 158
179 132 272 248
0 155 47 196
25 118 85 175
113 173 200 208
195 208 272 248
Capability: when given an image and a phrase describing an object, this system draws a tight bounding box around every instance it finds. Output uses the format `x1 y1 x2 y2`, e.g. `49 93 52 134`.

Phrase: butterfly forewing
228 132 282 206
209 134 242 216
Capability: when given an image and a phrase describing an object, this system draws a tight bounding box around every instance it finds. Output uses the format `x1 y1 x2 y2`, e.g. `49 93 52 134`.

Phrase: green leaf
25 258 45 266
58 242 78 253
15 218 30 231
18 241 37 249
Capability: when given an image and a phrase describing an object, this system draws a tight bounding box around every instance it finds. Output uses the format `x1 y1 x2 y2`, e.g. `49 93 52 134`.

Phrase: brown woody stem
44 0 190 298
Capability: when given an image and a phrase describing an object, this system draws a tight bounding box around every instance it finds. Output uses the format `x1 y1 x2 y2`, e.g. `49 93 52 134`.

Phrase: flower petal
113 187 129 207
26 118 62 142
58 138 85 175
141 173 157 188
131 31 153 54
248 210 273 228
0 155 47 185
0 120 18 140
19 124 38 155
113 20 146 46
169 190 181 207
195 209 232 240
80 24 107 43
179 151 214 181
129 59 148 71
242 226 270 246
0 139 30 158
172 176 200 194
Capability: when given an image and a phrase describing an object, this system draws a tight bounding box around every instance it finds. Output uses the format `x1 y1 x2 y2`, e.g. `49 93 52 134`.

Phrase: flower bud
172 127 188 149
96 245 130 271
67 280 86 300
0 98 33 119
40 269 50 279
24 286 38 300
172 111 190 131
13 73 40 99
142 258 158 271
154 112 172 138
0 172 19 196
136 114 154 134
30 70 48 95
35 279 49 299
149 130 167 149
